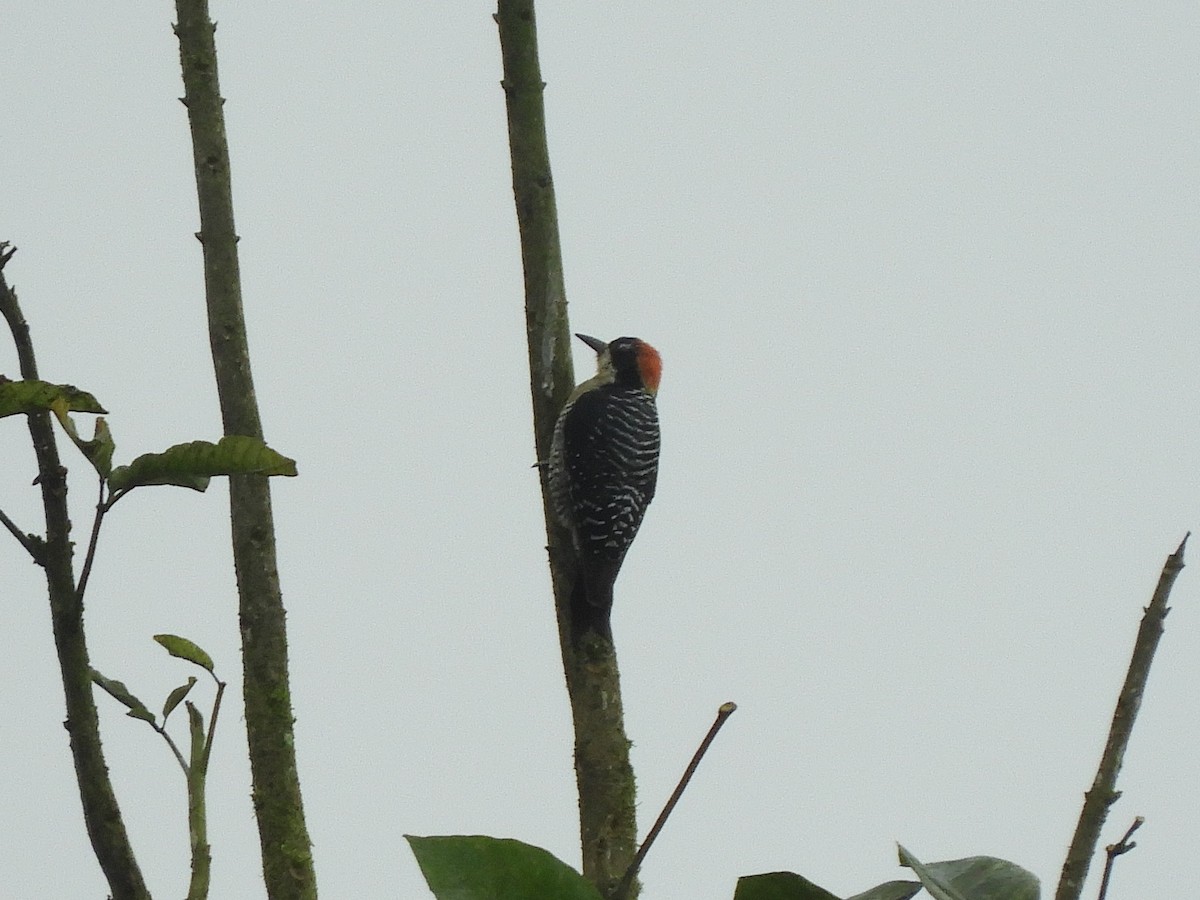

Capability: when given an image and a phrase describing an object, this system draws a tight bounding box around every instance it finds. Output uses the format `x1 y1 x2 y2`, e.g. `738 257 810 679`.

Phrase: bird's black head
575 333 662 394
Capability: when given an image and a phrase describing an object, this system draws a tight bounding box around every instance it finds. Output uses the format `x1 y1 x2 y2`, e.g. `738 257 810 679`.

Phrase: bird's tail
569 557 620 643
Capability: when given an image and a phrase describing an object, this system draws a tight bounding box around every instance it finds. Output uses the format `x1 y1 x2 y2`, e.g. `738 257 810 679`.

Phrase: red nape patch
636 341 663 393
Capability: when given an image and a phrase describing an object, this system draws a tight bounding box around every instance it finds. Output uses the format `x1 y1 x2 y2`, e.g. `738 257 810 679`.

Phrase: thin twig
201 679 227 774
1095 816 1143 900
156 722 191 777
75 480 108 602
1055 536 1187 900
613 702 738 900
0 505 42 561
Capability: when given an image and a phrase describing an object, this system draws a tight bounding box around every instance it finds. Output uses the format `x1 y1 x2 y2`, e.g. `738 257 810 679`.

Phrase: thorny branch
1055 536 1187 900
1 243 149 898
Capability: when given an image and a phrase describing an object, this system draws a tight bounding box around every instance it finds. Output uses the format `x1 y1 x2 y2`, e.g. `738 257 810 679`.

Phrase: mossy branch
494 4 638 897
173 4 316 897
0 247 150 900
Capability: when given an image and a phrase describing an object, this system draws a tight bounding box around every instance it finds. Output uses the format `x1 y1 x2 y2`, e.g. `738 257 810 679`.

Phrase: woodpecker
549 333 662 640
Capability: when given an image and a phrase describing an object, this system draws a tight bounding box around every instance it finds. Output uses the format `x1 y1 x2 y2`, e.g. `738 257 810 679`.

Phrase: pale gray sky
3 3 1198 898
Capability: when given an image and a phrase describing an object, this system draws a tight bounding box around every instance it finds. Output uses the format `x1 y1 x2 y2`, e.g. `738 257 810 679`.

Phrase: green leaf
108 435 298 494
154 634 215 673
0 379 106 418
406 835 603 900
898 846 1039 900
53 402 116 477
846 882 924 900
88 417 115 477
163 677 198 720
91 669 156 725
734 872 841 900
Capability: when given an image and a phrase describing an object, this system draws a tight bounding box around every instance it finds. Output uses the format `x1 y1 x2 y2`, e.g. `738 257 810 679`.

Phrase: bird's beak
575 333 607 354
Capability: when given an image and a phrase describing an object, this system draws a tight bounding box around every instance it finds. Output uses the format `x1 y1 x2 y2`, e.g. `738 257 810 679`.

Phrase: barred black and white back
548 335 662 640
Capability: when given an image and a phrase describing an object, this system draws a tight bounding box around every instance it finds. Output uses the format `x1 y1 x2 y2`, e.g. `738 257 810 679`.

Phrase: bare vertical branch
186 700 212 900
0 250 150 899
1055 537 1187 900
173 4 316 897
494 4 638 896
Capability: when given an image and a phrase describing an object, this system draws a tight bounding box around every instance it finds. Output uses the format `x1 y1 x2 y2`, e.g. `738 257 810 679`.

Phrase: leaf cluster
407 835 1040 900
0 378 296 496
